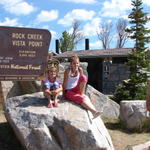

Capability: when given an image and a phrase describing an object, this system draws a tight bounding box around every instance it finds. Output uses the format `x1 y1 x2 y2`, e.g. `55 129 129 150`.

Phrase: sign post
0 26 51 80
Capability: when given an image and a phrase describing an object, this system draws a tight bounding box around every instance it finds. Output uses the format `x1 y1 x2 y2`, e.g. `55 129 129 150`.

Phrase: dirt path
108 129 150 150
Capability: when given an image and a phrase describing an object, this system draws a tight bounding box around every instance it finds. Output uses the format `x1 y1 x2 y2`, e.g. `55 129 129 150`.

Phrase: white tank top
66 70 80 90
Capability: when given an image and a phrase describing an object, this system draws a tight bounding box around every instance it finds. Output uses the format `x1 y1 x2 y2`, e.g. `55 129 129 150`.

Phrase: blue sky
0 0 150 52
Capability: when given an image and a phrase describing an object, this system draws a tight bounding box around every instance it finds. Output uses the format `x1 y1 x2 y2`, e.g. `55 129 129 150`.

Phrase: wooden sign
0 26 51 80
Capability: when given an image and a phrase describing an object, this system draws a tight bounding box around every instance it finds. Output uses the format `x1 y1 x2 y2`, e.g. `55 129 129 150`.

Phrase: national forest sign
0 26 51 80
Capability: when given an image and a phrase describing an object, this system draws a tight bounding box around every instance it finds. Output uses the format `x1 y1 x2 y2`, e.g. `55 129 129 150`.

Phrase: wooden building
54 48 132 94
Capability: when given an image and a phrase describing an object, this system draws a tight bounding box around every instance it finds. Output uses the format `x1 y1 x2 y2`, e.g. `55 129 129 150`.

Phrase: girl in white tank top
66 69 80 90
63 55 101 119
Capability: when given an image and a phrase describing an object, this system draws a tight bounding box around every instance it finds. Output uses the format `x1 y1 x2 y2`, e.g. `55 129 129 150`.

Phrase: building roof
54 48 132 59
49 51 58 56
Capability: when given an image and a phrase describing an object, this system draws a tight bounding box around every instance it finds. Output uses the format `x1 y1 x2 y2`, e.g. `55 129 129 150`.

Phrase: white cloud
35 10 58 24
89 40 102 49
143 0 150 6
50 30 57 38
121 15 129 20
41 26 57 38
41 25 50 29
146 16 150 28
83 18 101 36
0 17 19 26
100 0 131 18
57 0 98 4
0 0 34 15
58 9 95 26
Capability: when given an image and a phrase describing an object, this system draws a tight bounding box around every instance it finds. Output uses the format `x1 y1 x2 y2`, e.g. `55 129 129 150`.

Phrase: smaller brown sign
0 26 51 80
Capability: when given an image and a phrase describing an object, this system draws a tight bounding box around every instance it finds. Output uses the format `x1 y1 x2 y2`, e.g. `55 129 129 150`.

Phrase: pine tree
59 31 74 53
59 20 84 53
112 0 150 102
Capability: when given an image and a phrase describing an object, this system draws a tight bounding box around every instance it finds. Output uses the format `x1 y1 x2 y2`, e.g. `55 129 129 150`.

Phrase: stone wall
103 62 130 94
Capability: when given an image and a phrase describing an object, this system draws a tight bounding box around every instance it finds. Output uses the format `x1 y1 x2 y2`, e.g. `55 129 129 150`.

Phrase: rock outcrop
4 92 114 150
120 100 150 130
0 81 41 102
86 85 120 119
126 141 150 150
1 80 120 120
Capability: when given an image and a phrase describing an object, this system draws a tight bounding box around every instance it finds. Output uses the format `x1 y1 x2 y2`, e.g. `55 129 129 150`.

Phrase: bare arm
51 84 62 95
79 66 84 75
43 88 52 95
79 82 86 95
79 67 87 95
41 80 51 95
57 84 63 93
62 68 69 96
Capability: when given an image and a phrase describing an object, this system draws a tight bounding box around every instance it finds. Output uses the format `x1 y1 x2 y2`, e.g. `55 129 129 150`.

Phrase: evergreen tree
112 0 150 103
59 31 74 53
59 20 84 53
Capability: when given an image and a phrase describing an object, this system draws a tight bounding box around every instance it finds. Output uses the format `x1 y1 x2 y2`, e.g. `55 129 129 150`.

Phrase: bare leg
48 99 53 108
79 82 86 95
81 96 101 119
54 94 59 107
44 93 53 108
81 96 97 114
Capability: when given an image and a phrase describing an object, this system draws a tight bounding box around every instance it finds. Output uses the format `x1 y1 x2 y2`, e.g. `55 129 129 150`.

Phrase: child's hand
51 90 58 95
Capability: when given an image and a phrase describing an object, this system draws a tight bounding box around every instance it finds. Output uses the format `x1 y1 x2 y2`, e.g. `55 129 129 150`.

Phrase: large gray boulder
86 85 120 119
4 92 114 150
0 81 41 101
120 100 150 130
1 81 120 120
126 141 150 150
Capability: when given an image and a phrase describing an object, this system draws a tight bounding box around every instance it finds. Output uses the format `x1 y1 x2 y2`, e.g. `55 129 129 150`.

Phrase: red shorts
65 75 88 104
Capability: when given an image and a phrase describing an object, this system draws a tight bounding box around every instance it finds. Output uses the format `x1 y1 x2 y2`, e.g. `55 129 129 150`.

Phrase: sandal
47 102 53 108
53 102 58 107
92 111 101 119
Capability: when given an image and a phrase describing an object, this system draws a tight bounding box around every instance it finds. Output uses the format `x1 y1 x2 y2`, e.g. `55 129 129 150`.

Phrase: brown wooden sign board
0 26 51 80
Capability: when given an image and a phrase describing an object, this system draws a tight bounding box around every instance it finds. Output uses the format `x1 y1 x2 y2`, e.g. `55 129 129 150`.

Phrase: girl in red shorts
63 55 101 119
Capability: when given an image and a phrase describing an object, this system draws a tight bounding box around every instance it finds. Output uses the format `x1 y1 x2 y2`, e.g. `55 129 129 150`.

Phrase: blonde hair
47 67 58 74
70 54 80 63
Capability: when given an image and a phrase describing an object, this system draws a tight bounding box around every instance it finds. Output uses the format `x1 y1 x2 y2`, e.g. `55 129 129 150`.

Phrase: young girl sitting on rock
42 67 62 108
63 55 101 119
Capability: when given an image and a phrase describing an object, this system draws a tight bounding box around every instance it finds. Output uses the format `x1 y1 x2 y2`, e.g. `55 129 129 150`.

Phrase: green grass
0 104 3 114
102 118 125 131
102 117 150 133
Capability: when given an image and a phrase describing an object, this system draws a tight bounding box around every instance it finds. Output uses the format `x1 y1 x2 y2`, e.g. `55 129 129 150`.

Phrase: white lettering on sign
28 41 43 47
27 34 43 40
12 33 25 39
12 40 26 46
